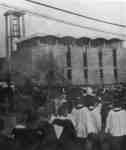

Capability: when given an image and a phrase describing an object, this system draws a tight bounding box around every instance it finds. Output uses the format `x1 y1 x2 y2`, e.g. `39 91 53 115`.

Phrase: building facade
11 35 126 86
0 10 125 86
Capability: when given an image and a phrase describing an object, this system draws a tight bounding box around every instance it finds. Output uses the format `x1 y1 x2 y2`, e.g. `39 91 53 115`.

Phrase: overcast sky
0 0 126 56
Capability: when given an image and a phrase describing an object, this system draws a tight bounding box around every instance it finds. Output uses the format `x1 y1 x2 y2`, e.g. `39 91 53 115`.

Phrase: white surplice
105 108 126 136
89 103 102 133
72 107 88 138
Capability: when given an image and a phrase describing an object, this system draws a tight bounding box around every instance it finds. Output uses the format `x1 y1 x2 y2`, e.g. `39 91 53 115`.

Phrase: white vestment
73 107 88 138
86 108 101 134
105 108 126 136
89 103 102 133
15 124 26 129
70 108 79 127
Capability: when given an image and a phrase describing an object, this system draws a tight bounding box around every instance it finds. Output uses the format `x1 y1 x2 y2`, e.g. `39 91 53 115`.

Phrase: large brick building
11 34 126 86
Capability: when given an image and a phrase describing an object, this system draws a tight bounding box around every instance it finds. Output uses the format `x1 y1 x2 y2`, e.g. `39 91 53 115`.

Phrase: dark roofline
17 35 123 46
4 10 25 16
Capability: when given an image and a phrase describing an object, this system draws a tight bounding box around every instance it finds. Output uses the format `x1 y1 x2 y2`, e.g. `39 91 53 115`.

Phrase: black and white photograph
0 0 126 150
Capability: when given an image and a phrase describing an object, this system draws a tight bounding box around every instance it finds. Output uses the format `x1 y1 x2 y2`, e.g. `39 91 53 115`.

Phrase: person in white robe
72 104 88 138
105 102 126 150
85 87 102 135
88 102 102 133
105 106 126 136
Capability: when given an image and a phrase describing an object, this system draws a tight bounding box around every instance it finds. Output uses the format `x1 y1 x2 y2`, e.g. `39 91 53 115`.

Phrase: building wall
11 36 126 86
118 47 126 82
0 9 125 85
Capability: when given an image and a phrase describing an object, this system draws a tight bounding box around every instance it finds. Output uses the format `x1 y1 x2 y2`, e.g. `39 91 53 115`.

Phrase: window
66 45 72 80
67 69 72 80
113 49 117 67
99 69 104 82
83 46 88 83
83 49 88 67
84 69 88 83
12 16 20 37
98 49 104 82
98 50 103 67
114 69 118 81
66 45 71 67
112 49 118 81
13 24 19 36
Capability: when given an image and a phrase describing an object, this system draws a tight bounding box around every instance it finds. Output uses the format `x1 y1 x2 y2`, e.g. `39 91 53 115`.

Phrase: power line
26 0 126 28
0 3 126 38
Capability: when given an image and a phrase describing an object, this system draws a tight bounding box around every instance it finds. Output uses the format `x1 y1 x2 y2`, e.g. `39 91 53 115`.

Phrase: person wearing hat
80 87 102 149
69 99 89 149
85 87 100 114
80 87 88 107
84 87 97 107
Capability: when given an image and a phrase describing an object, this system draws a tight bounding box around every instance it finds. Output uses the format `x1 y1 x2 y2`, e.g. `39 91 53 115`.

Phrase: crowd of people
48 86 126 149
0 84 126 150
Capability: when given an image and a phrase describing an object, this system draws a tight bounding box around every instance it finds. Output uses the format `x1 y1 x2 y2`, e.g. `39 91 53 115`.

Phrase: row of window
66 69 118 83
66 45 118 83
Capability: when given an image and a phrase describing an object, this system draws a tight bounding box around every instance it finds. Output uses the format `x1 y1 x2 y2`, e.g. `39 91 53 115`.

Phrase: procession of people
0 84 126 150
46 85 126 150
